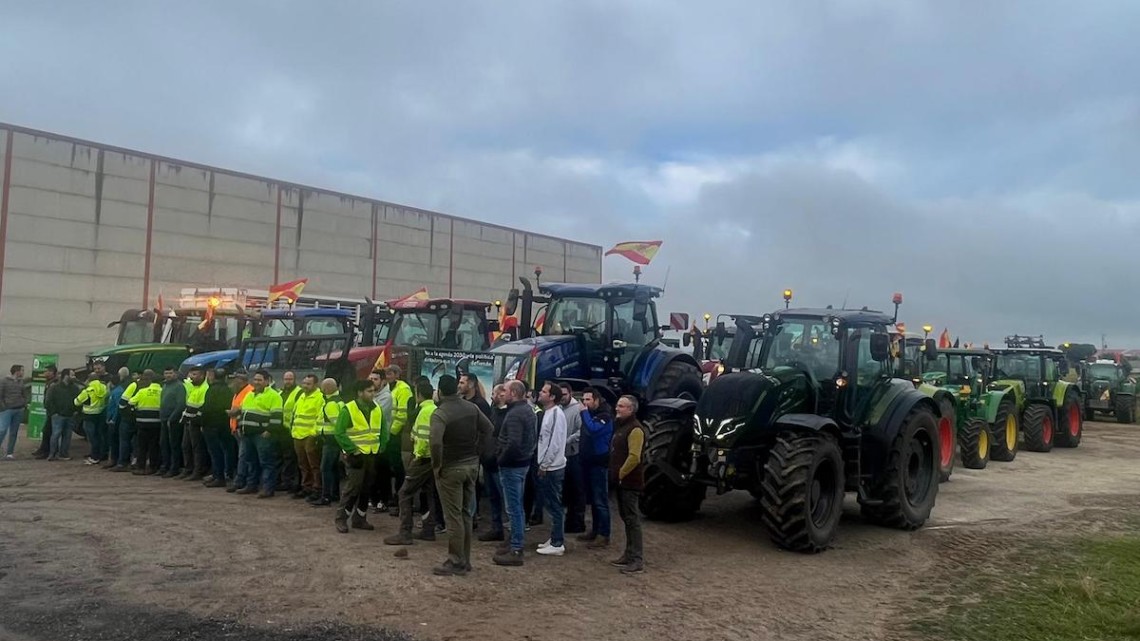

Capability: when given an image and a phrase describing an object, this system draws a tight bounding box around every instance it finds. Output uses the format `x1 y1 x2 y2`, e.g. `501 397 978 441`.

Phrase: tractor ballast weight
640 296 943 553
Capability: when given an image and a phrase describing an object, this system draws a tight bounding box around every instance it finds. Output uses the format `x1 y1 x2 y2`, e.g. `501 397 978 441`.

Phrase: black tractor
640 296 943 553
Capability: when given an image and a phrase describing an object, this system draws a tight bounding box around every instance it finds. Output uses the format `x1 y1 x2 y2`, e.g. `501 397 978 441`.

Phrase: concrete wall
0 124 602 367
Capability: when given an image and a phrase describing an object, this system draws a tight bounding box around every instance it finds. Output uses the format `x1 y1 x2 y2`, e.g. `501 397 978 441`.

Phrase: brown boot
335 509 350 534
414 526 436 541
384 531 414 546
587 536 610 549
351 510 374 531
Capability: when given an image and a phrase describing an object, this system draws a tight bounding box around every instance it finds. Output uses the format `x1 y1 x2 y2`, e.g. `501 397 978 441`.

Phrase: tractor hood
491 335 576 354
694 369 813 446
179 349 240 374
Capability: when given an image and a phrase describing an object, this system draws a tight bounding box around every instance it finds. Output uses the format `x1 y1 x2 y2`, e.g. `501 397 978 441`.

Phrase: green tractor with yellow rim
990 335 1084 454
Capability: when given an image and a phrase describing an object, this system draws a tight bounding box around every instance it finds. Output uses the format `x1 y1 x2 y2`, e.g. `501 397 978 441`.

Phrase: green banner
27 354 57 439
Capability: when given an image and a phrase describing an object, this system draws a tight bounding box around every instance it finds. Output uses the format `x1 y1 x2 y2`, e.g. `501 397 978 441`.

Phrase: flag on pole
389 287 430 309
938 329 952 349
156 292 164 313
953 338 960 348
268 278 308 304
534 308 547 334
604 240 663 265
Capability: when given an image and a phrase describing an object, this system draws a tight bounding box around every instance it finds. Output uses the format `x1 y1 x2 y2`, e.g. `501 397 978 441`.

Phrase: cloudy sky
2 1 1138 347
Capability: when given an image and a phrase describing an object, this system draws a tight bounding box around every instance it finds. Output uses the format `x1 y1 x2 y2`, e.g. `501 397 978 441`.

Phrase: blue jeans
320 435 341 500
499 466 529 552
587 464 611 537
118 417 136 466
203 427 236 481
539 468 566 546
255 432 279 493
484 464 505 533
83 413 106 460
0 408 22 455
50 415 73 458
107 416 121 465
236 433 261 489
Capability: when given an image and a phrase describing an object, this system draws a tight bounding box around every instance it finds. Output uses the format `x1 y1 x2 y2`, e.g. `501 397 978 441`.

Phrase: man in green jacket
333 380 388 533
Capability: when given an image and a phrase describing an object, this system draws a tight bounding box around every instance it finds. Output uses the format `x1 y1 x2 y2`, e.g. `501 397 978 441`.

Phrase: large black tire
650 360 704 402
1115 394 1135 424
759 432 845 553
860 404 939 530
1022 403 1054 452
1084 406 1096 422
936 397 957 482
640 413 706 521
1054 390 1083 449
989 398 1020 462
958 417 990 470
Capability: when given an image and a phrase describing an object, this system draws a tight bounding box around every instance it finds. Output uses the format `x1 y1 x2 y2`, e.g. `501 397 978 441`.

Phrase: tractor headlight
692 414 702 437
714 417 747 441
505 359 522 381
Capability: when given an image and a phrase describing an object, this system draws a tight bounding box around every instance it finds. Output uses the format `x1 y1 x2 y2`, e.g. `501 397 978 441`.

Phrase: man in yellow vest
332 379 388 533
179 365 210 481
290 374 324 501
377 365 412 514
128 370 164 475
384 378 439 545
279 371 302 496
230 369 284 499
75 371 108 466
307 378 342 507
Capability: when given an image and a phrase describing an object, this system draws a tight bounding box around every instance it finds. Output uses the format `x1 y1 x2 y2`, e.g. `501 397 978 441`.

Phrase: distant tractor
990 335 1084 453
641 294 943 553
685 314 765 384
1080 359 1136 423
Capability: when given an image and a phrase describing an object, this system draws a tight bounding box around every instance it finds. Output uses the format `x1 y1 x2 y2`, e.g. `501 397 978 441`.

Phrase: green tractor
641 295 944 552
1079 359 1136 423
989 335 1084 454
919 347 1022 470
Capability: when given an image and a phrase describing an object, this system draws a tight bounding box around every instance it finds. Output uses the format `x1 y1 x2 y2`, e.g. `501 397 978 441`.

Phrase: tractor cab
371 298 499 374
239 308 357 389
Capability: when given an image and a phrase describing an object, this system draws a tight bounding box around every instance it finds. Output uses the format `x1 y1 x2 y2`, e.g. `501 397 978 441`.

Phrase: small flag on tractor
938 329 952 349
269 278 308 304
604 240 663 265
953 338 960 348
389 287 431 309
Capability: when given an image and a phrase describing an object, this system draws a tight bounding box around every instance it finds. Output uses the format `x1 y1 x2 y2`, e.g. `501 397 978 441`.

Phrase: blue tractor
491 278 704 406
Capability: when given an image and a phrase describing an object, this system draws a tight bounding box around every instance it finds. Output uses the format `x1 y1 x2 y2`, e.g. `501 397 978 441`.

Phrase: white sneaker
537 539 552 550
4 454 13 460
537 544 565 556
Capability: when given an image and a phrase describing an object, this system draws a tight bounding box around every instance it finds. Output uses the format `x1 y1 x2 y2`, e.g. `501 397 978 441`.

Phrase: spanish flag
938 328 952 349
268 278 308 304
389 287 430 309
604 240 663 265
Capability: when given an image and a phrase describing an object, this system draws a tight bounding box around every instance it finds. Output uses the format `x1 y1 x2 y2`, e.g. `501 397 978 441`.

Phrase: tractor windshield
175 314 245 348
763 320 840 380
707 335 733 361
994 353 1041 381
925 353 976 384
544 297 607 337
118 319 154 345
1087 363 1119 381
261 316 347 339
392 309 485 350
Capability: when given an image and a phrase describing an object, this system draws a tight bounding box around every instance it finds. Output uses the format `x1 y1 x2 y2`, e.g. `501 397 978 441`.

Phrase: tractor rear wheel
958 418 990 469
936 398 956 482
1022 404 1054 452
651 360 704 402
1115 394 1135 424
1054 390 1083 448
989 398 1020 462
640 412 706 521
1084 405 1096 422
759 432 845 553
860 404 939 530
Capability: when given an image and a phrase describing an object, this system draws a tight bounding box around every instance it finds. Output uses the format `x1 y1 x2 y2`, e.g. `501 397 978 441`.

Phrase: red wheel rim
1043 415 1053 444
1068 404 1080 437
938 417 953 467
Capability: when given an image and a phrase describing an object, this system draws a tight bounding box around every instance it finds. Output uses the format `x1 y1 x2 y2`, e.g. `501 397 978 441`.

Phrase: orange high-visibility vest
230 384 252 434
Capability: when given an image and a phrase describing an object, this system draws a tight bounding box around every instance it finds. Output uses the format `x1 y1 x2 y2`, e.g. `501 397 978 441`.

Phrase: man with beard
609 395 646 574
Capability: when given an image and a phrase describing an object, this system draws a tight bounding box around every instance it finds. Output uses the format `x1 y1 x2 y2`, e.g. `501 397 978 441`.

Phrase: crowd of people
4 360 648 575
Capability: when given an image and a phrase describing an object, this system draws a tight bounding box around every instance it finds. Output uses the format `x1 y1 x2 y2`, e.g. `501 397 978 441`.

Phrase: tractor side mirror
505 289 519 316
682 333 692 347
487 319 501 333
924 338 938 361
870 334 891 362
632 299 649 322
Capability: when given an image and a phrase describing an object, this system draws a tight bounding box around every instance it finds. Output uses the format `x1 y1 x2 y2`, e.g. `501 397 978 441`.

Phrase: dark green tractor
919 348 1020 470
641 298 943 553
990 336 1084 453
1080 359 1136 423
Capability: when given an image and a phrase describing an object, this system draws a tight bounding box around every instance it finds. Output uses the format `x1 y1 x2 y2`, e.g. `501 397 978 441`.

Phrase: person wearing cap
383 378 439 546
201 368 236 488
429 374 494 576
332 379 387 533
226 371 253 492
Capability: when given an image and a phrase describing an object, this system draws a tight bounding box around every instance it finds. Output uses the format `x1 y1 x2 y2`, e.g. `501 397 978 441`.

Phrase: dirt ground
3 421 1140 641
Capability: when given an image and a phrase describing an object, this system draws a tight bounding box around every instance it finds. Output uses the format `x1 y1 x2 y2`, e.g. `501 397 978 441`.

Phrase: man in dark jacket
201 368 236 488
610 394 646 574
33 365 57 459
158 367 186 477
45 369 80 460
477 383 509 542
492 380 538 567
577 387 614 548
0 364 28 460
429 375 494 577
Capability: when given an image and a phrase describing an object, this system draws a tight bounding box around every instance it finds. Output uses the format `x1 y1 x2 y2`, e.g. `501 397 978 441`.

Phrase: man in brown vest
609 394 646 574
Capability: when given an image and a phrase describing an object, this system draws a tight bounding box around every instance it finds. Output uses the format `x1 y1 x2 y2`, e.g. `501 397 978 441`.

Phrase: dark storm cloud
1 1 1138 345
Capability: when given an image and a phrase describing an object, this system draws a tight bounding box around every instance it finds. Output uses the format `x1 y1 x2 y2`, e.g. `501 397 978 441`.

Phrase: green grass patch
909 536 1140 641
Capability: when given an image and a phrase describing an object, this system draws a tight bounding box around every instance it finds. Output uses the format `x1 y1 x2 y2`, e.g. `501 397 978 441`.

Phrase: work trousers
117 416 136 467
436 463 479 569
235 433 259 489
293 436 321 495
617 488 644 564
37 413 53 457
160 418 184 473
83 412 106 461
136 426 161 471
339 452 377 515
202 425 237 481
397 457 437 534
182 420 209 477
278 432 299 492
319 435 342 501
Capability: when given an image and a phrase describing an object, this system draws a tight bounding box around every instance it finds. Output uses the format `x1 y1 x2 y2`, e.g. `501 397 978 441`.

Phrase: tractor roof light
207 296 221 309
922 324 933 334
783 289 793 301
893 293 903 305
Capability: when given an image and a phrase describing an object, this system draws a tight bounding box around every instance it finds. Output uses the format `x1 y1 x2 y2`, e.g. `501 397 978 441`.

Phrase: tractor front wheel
1115 394 1135 424
936 398 956 482
640 413 706 521
651 360 704 402
989 399 1020 462
1022 404 1054 453
958 418 990 470
759 432 845 553
860 404 939 530
1054 390 1083 448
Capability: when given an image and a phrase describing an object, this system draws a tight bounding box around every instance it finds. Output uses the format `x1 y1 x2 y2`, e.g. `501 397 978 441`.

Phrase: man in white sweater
535 381 568 556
